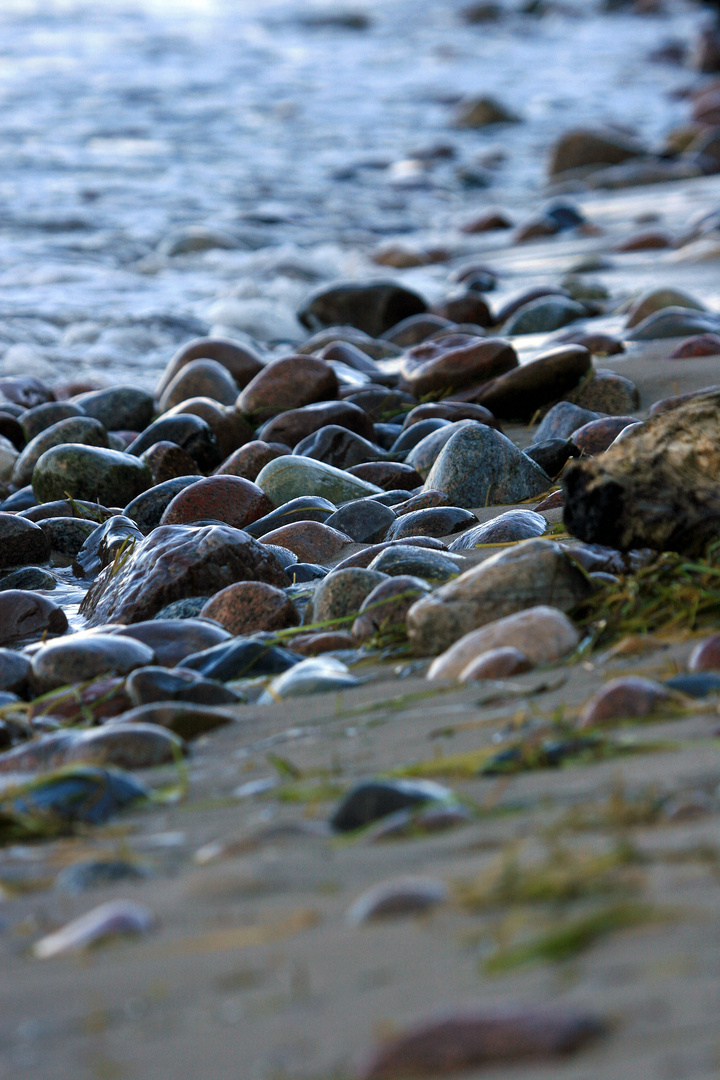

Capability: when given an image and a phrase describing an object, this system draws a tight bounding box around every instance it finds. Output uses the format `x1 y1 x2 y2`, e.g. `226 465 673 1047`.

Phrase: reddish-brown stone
155 336 264 400
236 355 339 421
578 676 671 729
140 441 198 485
200 582 299 636
214 440 289 481
431 292 492 327
402 401 501 431
460 210 513 234
258 399 374 446
28 676 130 724
571 415 638 455
668 333 720 359
399 335 517 398
393 490 454 516
459 646 532 681
532 489 564 512
477 345 592 421
164 397 254 459
159 476 273 529
553 331 625 357
615 231 673 252
351 575 431 643
346 461 423 491
287 631 354 655
689 634 720 672
260 520 353 563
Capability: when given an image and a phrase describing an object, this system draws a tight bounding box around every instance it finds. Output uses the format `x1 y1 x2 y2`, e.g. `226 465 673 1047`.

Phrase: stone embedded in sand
408 540 592 656
549 128 646 177
477 346 592 421
688 634 720 672
158 358 239 411
259 520 353 564
423 423 550 508
32 445 152 506
30 634 156 694
126 666 241 708
331 778 454 832
158 475 273 529
578 676 672 730
427 605 579 680
454 95 520 128
259 656 359 702
399 336 517 398
448 509 546 550
351 574 431 643
346 876 448 925
289 631 354 655
298 280 428 338
502 295 587 335
357 1005 606 1078
0 513 50 569
0 590 67 645
625 307 720 341
459 646 532 682
108 702 234 740
12 416 109 489
33 900 156 959
625 287 706 329
386 506 476 541
669 333 720 358
200 581 299 635
255 455 383 507
236 355 339 422
80 524 289 626
312 567 388 624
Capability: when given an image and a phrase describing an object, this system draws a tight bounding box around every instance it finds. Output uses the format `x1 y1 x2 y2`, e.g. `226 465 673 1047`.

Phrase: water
0 0 704 390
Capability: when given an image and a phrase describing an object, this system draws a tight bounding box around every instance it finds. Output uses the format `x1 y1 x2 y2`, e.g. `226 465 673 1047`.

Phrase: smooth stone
124 475 204 533
258 656 358 702
390 417 451 455
125 413 218 471
55 859 151 894
331 778 454 832
448 509 547 549
111 618 231 667
357 1006 606 1079
346 877 448 925
0 648 31 693
524 438 580 478
180 636 301 681
32 445 152 506
0 514 50 568
424 424 550 508
12 416 108 489
407 539 592 655
571 416 639 455
288 630 354 655
554 330 625 358
73 516 145 578
402 401 500 432
319 341 396 387
532 401 601 442
200 582 299 635
625 287 705 328
570 371 639 415
669 333 720 358
325 500 395 544
21 498 114 523
4 766 148 829
405 419 479 480
298 281 428 338
80 524 289 626
108 703 234 740
664 672 720 698
21 401 86 443
385 506 476 541
27 676 130 726
163 397 255 461
399 336 517 397
244 496 337 538
625 307 720 341
33 900 156 959
139 441 198 485
459 646 532 681
312 567 388 624
152 597 209 619
478 345 592 421
394 490 453 515
158 358 239 411
0 486 37 512
126 666 241 707
343 386 417 421
367 545 461 582
259 521 353 563
258 399 374 446
689 634 720 671
502 296 587 336
158 475 273 530
255 455 383 507
71 386 154 432
236 355 338 422
37 517 97 558
0 590 66 645
155 337 264 400
549 127 646 176
578 677 672 729
346 461 422 491
298 326 401 360
351 575 432 643
428 605 579 680
287 562 328 583
215 440 289 481
5 724 183 772
334 536 446 571
30 634 156 694
294 425 386 470
0 413 25 454
0 376 53 409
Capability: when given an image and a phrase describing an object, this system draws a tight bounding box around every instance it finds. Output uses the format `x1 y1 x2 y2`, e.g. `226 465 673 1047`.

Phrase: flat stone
255 455 383 507
258 656 358 701
346 877 448 925
448 509 546 549
33 900 156 959
200 582 299 635
5 766 149 828
32 444 152 505
108 703 234 741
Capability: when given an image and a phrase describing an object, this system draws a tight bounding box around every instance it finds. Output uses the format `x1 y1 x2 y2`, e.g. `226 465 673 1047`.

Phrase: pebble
408 539 592 655
351 575 432 643
258 398 375 446
458 646 532 681
12 416 109 489
255 455 383 506
625 307 720 341
126 666 241 707
386 506 476 541
312 567 388 624
0 590 67 645
260 520 353 563
214 440 289 482
524 438 580 478
0 648 31 694
625 287 705 328
325 499 396 543
30 634 156 694
577 676 673 729
330 778 454 832
357 1005 606 1078
125 413 219 470
123 475 203 533
297 280 427 337
669 333 720 358
0 513 50 568
477 345 593 421
33 900 156 959
6 765 149 826
346 877 448 925
549 127 646 176
0 566 56 591
200 582 299 635
158 358 240 411
180 636 301 681
571 415 640 455
28 676 130 726
21 401 86 443
158 475 273 529
109 703 234 740
346 461 422 491
533 401 601 442
244 495 336 538
236 354 339 422
502 295 587 335
294 425 386 470
155 337 263 400
448 509 547 549
71 386 155 432
423 423 551 507
259 656 359 701
688 634 720 671
55 859 151 895
428 605 579 680
402 401 500 431
80 524 289 626
405 419 484 480
368 545 461 582
163 397 254 462
399 336 517 398
335 536 446 571
0 376 54 409
32 444 152 505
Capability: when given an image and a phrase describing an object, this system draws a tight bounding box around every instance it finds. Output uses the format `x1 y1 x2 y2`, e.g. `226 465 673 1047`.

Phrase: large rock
32 445 152 505
423 423 551 508
80 523 290 626
407 539 592 655
298 280 428 338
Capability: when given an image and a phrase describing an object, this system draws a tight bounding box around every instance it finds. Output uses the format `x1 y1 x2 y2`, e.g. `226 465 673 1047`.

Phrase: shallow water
0 0 705 389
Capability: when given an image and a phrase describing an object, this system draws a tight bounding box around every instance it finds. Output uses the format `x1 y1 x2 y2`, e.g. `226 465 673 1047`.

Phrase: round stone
237 355 339 422
258 399 375 446
32 445 152 506
255 455 383 507
124 475 204 533
12 416 109 489
31 634 156 694
259 521 353 564
158 476 274 529
214 441 289 481
200 582 299 635
0 514 51 569
448 509 546 550
386 506 476 541
0 590 67 646
312 567 388 625
158 358 240 411
70 387 154 433
351 575 432 643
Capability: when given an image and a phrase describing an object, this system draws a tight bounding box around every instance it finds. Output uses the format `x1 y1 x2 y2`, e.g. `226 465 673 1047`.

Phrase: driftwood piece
562 391 720 553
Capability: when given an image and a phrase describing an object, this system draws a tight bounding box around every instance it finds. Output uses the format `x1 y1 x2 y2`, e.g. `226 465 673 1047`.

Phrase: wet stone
572 415 639 455
21 498 114 524
0 566 56 591
32 444 152 506
331 778 454 832
325 499 396 543
532 401 602 442
255 455 383 507
126 413 218 471
372 423 404 451
298 280 428 338
214 442 289 483
669 333 720 358
294 425 386 470
126 666 241 708
124 475 205 533
180 636 301 682
37 516 97 559
200 582 299 636
140 441 199 486
71 386 154 432
156 337 263 401
237 354 339 422
80 524 289 626
158 358 240 411
664 672 720 699
30 634 156 694
351 574 432 643
448 509 547 550
394 490 454 516
12 415 109 489
334 535 446 571
342 386 417 421
259 520 353 563
154 597 210 619
21 401 86 443
163 397 255 463
258 398 375 446
158 475 274 530
405 419 479 480
399 336 517 398
423 423 551 508
0 648 31 694
111 618 231 668
389 417 451 455
244 495 337 538
478 346 593 421
346 461 422 491
524 438 580 478
0 514 50 569
368 545 461 582
0 486 37 512
312 567 388 624
0 376 53 410
386 506 476 541
73 516 145 578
